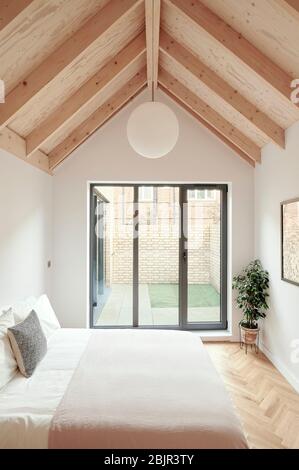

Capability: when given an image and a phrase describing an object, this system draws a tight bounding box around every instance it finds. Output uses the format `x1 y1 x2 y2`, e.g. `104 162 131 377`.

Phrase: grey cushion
7 310 47 378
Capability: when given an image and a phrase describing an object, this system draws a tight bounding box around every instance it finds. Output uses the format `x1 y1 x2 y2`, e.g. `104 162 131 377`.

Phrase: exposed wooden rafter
159 68 260 165
0 0 34 32
165 0 295 104
159 84 255 167
26 33 146 156
0 127 50 174
160 31 285 149
0 0 142 129
49 69 147 170
145 0 161 92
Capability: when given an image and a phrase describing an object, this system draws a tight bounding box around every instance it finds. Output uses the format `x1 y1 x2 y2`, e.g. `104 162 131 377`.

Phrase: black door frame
90 183 228 331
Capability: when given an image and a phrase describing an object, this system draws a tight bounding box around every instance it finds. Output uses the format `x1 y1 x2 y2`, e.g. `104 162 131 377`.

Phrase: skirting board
260 342 299 393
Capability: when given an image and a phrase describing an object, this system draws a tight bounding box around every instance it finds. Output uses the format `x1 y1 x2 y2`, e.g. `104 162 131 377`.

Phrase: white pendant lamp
127 2 179 159
127 101 179 158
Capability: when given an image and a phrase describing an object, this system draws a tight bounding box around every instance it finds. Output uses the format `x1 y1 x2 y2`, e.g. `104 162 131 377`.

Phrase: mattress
0 328 248 449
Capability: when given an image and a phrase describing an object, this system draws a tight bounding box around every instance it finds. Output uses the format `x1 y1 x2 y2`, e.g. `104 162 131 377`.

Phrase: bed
0 327 248 449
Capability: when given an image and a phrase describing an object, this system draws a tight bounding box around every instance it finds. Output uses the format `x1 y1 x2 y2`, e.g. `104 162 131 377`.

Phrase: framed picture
281 197 299 286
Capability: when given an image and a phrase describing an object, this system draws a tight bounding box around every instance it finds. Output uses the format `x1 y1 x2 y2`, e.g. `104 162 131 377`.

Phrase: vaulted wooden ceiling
0 0 299 173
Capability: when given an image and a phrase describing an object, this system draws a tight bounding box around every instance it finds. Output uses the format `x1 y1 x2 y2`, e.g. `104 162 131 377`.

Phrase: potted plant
233 260 269 347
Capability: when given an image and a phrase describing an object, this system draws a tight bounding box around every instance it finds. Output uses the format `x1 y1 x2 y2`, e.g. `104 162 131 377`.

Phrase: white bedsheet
0 328 247 449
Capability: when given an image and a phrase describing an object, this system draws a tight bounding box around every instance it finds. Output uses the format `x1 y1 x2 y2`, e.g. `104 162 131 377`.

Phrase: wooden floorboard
205 342 299 449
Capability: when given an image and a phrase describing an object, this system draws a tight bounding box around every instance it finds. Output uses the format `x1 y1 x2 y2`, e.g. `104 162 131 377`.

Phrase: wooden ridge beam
26 33 146 156
145 0 161 91
159 83 255 167
0 127 50 174
49 69 147 170
166 0 295 104
160 31 285 149
159 68 260 164
0 0 142 128
0 0 34 32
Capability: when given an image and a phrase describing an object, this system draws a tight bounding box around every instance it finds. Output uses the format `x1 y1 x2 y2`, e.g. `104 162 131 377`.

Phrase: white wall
255 121 299 392
52 89 254 335
0 150 52 308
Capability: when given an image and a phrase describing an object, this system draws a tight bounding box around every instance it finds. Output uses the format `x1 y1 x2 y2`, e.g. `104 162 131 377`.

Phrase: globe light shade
127 101 179 158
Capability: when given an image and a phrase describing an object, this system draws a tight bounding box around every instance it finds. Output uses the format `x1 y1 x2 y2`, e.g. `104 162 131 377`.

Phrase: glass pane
140 186 154 201
187 189 221 323
92 186 134 326
138 186 180 326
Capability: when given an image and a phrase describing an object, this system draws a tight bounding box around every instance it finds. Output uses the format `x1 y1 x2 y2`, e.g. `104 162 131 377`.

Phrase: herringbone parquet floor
205 342 299 449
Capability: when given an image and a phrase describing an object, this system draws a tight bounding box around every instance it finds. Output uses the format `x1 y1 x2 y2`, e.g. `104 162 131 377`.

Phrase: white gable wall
51 89 255 338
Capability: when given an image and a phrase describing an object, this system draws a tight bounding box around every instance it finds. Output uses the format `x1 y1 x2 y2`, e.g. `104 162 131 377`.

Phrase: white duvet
0 329 91 448
0 328 248 449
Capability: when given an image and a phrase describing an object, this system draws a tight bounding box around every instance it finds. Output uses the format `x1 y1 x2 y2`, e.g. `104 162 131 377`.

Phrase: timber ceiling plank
8 1 144 137
165 0 295 104
161 0 299 129
49 69 147 170
160 30 285 148
199 0 299 79
160 51 268 148
0 1 109 94
26 33 146 156
41 54 146 154
0 0 143 129
159 68 261 163
159 83 255 167
145 0 161 91
0 0 34 32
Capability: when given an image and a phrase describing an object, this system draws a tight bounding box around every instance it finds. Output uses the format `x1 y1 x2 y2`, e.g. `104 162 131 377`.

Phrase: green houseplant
233 260 269 345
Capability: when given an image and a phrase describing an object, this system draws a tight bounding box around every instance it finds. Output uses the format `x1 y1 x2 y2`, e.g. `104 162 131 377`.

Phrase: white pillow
33 295 60 340
0 309 17 390
11 296 37 324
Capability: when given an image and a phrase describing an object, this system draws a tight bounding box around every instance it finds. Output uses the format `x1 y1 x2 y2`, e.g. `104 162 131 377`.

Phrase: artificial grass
148 283 220 308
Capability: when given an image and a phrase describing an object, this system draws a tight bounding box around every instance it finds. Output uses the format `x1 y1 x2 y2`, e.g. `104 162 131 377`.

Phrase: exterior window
189 189 216 201
139 187 157 224
121 187 133 225
139 186 154 202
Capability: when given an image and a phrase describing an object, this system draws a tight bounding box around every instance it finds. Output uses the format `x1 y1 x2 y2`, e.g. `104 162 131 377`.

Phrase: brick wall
210 221 221 292
101 187 221 291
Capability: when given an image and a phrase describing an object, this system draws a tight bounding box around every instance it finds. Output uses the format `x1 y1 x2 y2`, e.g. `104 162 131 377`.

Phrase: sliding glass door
91 186 134 326
183 187 227 329
90 184 227 330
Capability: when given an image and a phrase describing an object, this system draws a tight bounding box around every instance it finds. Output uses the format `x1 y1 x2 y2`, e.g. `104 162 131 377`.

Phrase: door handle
183 250 187 261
